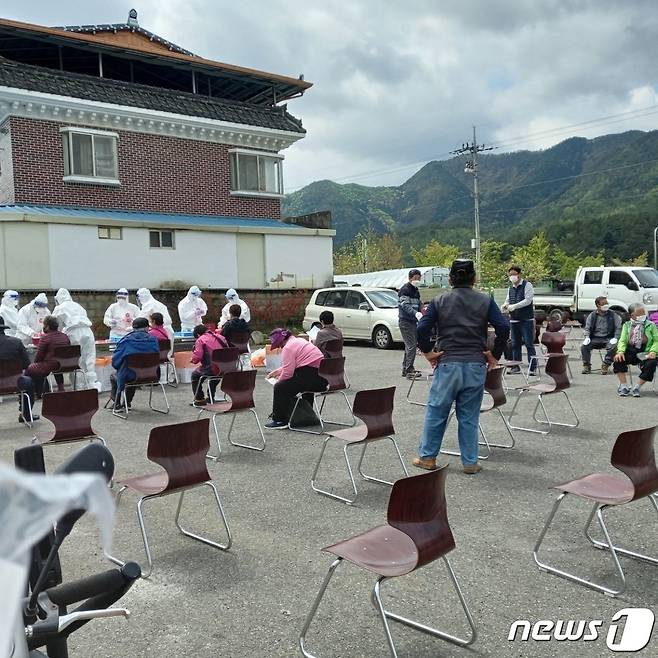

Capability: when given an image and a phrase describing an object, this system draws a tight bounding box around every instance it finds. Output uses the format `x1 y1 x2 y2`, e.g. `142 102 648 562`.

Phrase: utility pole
451 126 493 278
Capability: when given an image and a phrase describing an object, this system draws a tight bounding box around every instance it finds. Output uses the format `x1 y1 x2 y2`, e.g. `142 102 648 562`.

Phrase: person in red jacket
148 312 170 342
190 324 228 404
26 315 70 397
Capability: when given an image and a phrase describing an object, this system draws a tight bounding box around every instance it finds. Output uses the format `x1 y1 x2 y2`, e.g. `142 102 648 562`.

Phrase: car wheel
372 325 393 349
610 307 629 323
548 308 567 323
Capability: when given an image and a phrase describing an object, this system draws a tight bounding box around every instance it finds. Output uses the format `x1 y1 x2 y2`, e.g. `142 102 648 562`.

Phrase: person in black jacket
220 304 251 345
0 315 38 422
398 269 423 379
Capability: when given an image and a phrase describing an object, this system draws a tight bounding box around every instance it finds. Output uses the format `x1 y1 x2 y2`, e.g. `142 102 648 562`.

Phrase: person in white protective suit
137 287 174 354
16 293 50 346
178 285 207 332
52 288 100 390
103 288 140 340
0 290 20 337
219 288 250 328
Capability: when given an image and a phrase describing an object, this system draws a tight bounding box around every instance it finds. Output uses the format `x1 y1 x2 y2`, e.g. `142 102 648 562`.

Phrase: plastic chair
228 331 251 354
194 347 241 402
529 331 573 380
534 425 658 596
51 345 88 390
322 339 343 358
300 467 477 657
33 389 105 448
405 368 434 406
0 358 34 427
158 339 178 388
196 370 265 458
106 418 232 578
311 387 408 505
110 352 170 419
289 358 354 435
507 354 578 434
440 366 515 460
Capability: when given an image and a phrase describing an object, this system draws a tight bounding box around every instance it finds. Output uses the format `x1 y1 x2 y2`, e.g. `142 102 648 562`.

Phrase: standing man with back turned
398 269 423 379
413 259 509 474
502 265 536 375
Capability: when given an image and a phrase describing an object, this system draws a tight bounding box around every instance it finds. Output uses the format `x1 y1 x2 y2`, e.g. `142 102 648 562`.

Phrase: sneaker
618 385 631 397
601 362 609 375
463 464 482 475
507 366 521 375
190 398 211 407
581 363 591 375
18 414 40 423
632 385 641 398
528 370 538 377
412 456 437 470
265 420 288 429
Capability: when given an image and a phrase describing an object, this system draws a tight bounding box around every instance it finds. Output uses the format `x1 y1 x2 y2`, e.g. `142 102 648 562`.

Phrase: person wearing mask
581 296 621 375
219 304 251 346
137 287 174 355
190 324 228 404
502 266 536 375
0 290 20 337
219 289 250 327
413 259 510 475
16 293 50 347
178 285 207 332
313 310 344 357
613 303 658 397
0 315 37 422
149 312 170 342
52 288 99 391
110 317 159 411
26 316 70 397
265 328 327 429
398 269 423 379
104 289 139 340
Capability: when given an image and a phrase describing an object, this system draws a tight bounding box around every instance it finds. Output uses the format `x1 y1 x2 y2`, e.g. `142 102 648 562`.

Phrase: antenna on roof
127 9 139 27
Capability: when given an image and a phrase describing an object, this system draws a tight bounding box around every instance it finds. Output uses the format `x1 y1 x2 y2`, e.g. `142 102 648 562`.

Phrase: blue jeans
418 361 487 466
511 320 536 370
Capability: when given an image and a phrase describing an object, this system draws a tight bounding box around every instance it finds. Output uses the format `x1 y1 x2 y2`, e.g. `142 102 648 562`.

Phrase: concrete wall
0 222 50 289
264 234 333 289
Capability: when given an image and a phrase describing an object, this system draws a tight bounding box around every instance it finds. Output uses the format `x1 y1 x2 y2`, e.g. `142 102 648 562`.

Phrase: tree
611 251 648 267
479 240 510 290
333 230 402 274
411 240 460 267
510 233 552 283
552 249 604 280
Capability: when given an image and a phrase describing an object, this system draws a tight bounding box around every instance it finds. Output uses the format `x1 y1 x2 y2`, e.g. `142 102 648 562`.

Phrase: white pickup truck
533 266 658 323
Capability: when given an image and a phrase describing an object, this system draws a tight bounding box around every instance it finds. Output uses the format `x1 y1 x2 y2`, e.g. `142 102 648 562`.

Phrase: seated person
219 304 250 346
0 315 37 422
265 328 328 429
581 296 621 374
613 303 658 397
110 317 159 410
313 310 344 357
26 315 70 397
149 312 170 343
191 324 228 404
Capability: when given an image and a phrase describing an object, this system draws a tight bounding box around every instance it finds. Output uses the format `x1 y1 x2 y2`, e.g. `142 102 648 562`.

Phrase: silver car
302 287 402 349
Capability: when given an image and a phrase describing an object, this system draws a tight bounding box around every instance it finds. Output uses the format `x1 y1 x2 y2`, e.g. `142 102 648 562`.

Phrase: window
315 291 329 306
324 290 347 307
149 230 175 249
608 270 633 286
61 127 119 184
583 270 603 284
229 149 283 197
633 269 658 288
345 291 366 309
98 226 122 240
367 290 399 308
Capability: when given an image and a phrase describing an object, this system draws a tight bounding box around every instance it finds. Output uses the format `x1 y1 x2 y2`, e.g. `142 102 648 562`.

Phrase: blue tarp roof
0 204 304 230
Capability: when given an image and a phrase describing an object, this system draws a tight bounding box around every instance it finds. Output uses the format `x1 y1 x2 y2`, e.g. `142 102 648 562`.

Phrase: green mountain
283 130 658 259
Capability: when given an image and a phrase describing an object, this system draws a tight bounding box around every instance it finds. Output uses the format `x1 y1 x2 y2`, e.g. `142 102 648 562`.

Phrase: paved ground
2 338 658 657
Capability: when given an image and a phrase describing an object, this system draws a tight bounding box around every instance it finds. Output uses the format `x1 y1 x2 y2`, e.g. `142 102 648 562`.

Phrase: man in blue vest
502 265 536 375
581 295 621 374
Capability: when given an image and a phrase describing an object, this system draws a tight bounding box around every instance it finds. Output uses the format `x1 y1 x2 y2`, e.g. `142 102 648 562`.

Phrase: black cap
450 259 475 276
132 317 149 330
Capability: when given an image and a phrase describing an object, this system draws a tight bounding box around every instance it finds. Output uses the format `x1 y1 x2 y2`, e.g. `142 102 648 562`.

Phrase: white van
303 287 402 349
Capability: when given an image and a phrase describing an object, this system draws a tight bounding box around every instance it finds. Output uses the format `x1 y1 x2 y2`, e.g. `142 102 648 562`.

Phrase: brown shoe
463 464 482 475
601 362 609 375
581 362 591 374
412 457 437 470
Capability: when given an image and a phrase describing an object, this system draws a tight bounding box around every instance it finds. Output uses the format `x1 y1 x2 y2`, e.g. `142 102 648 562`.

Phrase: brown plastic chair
227 331 251 355
311 387 408 505
289 358 354 435
507 354 578 434
105 418 232 578
33 389 105 448
534 425 658 596
158 339 178 388
322 339 343 358
300 467 477 656
195 347 241 402
110 352 170 419
0 358 34 427
530 331 573 380
441 366 516 460
51 345 87 390
196 370 265 456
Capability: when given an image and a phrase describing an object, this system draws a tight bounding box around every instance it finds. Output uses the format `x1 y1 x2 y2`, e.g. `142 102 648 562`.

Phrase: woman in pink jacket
265 328 327 429
190 324 228 404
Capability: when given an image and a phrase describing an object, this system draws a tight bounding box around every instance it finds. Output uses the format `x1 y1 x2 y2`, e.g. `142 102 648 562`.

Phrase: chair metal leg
148 382 170 415
533 391 579 429
311 438 358 505
358 437 408 485
165 360 178 388
205 412 223 461
534 494 626 596
289 393 326 435
226 409 266 451
441 410 491 460
507 390 550 434
111 389 130 420
20 391 33 428
405 373 431 407
486 408 516 449
373 556 477 655
299 558 343 658
175 481 232 551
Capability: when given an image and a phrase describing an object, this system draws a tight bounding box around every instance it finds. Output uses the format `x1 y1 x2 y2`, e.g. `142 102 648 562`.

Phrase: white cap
189 285 201 296
225 288 238 300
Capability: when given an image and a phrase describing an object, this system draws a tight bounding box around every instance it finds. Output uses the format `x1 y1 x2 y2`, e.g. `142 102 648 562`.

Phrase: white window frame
60 126 120 185
228 148 284 198
149 229 175 250
98 226 122 240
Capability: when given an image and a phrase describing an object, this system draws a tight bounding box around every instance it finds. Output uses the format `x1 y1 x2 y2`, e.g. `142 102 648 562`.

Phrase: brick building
0 11 334 293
